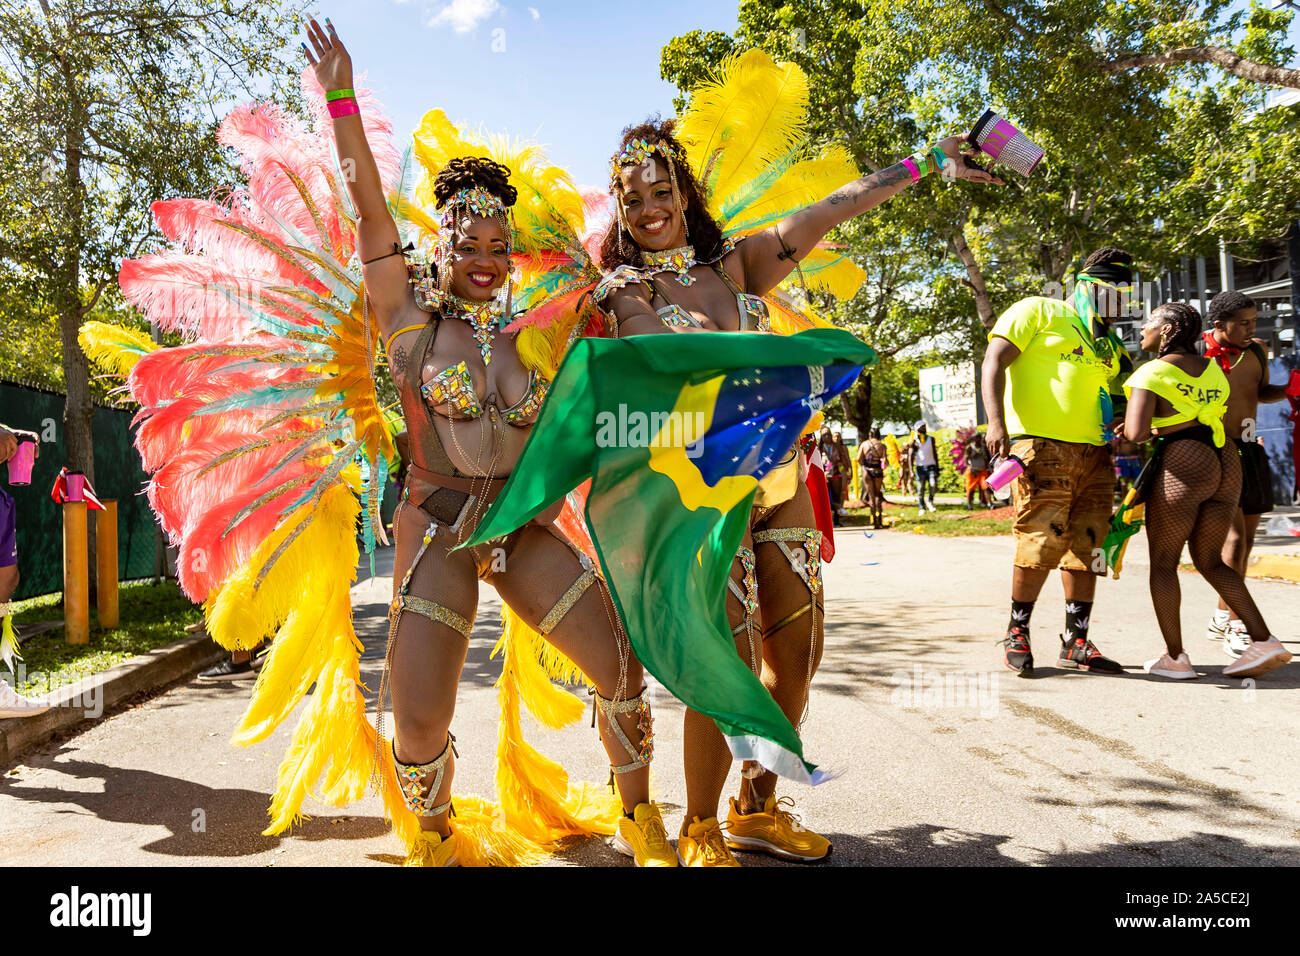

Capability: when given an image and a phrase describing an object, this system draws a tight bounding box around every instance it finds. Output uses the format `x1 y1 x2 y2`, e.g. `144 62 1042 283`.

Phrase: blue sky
314 0 739 189
309 0 1298 190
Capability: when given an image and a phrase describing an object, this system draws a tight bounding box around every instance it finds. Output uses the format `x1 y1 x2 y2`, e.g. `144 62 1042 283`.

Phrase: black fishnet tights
1145 438 1270 657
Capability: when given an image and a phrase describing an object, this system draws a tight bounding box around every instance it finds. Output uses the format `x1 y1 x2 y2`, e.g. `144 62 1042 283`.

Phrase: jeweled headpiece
419 184 516 317
608 137 690 253
608 138 687 190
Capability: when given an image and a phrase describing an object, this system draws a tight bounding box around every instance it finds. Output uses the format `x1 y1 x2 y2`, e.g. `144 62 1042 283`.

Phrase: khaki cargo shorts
1009 437 1113 573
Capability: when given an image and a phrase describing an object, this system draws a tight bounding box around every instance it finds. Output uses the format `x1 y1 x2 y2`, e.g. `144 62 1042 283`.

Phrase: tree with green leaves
0 0 307 484
661 0 1299 425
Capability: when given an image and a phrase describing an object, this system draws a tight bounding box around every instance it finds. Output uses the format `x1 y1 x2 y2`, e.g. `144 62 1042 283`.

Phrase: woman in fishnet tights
1119 303 1290 680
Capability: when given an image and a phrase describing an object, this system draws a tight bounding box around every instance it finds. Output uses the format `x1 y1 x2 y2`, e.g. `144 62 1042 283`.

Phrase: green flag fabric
465 328 875 782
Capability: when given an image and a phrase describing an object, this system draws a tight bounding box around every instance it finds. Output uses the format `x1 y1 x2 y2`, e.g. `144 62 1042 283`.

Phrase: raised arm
738 135 1004 296
303 18 410 335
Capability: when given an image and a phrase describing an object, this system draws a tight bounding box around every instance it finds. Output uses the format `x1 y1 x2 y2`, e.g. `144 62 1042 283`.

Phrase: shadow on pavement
0 749 392 859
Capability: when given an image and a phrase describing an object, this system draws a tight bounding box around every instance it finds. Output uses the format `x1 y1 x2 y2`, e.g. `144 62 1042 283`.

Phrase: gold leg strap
393 734 457 818
753 527 823 594
762 600 817 639
393 595 473 638
589 686 654 776
538 554 597 635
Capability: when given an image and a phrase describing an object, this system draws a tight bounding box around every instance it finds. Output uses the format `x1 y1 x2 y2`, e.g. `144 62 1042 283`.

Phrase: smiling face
1214 305 1257 349
616 159 686 252
445 213 510 302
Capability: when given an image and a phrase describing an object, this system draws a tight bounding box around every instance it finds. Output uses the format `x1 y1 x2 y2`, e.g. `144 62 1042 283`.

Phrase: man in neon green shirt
981 247 1135 677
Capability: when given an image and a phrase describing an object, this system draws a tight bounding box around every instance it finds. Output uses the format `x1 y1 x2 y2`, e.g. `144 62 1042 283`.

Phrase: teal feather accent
719 149 799 222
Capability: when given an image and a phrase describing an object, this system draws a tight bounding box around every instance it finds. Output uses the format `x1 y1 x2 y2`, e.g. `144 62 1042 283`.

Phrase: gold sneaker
724 796 830 862
676 816 740 867
611 802 678 866
403 828 460 867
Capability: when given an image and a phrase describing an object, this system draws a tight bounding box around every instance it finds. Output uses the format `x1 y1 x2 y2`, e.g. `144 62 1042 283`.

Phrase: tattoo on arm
873 162 911 189
827 161 911 213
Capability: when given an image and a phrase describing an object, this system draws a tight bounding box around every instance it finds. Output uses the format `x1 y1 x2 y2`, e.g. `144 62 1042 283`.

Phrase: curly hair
1150 302 1203 356
599 117 724 270
432 155 517 209
1207 289 1256 328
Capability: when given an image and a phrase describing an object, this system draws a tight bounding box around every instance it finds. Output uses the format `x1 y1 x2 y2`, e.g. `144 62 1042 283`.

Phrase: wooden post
63 501 89 645
96 500 118 629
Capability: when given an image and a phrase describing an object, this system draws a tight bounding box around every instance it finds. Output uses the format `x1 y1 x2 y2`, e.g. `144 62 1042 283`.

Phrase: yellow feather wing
411 109 586 260
77 321 159 378
678 49 810 216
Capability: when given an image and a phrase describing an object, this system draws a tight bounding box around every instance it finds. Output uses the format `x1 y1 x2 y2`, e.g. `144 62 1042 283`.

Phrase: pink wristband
327 98 360 119
901 157 921 183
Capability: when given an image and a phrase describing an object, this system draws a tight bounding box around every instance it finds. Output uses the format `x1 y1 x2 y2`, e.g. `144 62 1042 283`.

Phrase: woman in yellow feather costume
591 49 1003 866
298 20 676 867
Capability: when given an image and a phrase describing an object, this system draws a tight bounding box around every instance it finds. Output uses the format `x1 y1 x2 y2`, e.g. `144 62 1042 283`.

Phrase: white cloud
528 6 540 19
424 0 500 32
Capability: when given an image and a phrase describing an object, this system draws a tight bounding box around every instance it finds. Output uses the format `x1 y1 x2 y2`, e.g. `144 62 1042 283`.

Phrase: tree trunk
949 218 996 328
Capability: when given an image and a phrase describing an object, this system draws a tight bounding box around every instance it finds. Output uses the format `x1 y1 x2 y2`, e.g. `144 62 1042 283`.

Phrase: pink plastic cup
6 440 35 485
64 471 85 501
986 455 1025 492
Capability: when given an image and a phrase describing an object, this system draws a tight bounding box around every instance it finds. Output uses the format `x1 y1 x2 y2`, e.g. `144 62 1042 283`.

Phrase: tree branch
1098 46 1300 90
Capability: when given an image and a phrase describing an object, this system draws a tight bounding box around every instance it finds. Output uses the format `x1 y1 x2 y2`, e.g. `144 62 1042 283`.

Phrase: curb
1245 553 1300 584
0 631 225 766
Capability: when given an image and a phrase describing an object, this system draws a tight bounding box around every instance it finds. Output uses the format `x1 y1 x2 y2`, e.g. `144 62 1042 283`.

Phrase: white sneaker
1223 636 1292 678
1143 652 1198 680
1206 615 1230 643
1222 622 1250 659
0 678 50 718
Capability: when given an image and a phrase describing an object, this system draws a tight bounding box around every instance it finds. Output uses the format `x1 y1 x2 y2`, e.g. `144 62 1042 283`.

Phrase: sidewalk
0 530 1297 866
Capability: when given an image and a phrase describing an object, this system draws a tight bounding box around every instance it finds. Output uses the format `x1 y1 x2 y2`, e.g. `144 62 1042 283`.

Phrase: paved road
2 528 1297 866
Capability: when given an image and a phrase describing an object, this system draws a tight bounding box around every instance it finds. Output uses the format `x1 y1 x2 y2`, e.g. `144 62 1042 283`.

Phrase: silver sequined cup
969 109 1044 177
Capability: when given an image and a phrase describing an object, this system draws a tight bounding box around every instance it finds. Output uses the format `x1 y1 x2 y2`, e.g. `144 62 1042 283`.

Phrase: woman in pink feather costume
300 18 671 867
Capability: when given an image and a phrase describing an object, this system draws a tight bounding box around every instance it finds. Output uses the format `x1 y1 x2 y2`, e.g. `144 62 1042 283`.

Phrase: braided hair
1150 302 1203 356
600 117 723 270
432 156 517 210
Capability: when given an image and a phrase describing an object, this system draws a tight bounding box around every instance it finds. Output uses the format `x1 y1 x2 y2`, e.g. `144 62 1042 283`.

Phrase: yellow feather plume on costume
411 109 586 261
678 50 809 216
77 321 159 378
766 292 836 335
206 485 360 737
491 607 622 843
799 247 868 300
884 433 902 466
514 318 581 381
1 615 21 671
676 49 867 303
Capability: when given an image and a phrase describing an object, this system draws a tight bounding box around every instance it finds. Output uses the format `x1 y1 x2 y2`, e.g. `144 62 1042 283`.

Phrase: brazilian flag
465 329 875 782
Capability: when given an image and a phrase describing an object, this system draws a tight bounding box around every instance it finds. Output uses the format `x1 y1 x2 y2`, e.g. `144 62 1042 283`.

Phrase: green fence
1 381 159 600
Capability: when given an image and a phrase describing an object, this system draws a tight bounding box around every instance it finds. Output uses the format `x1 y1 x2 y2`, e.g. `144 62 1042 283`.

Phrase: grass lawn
5 580 203 696
842 501 1014 537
